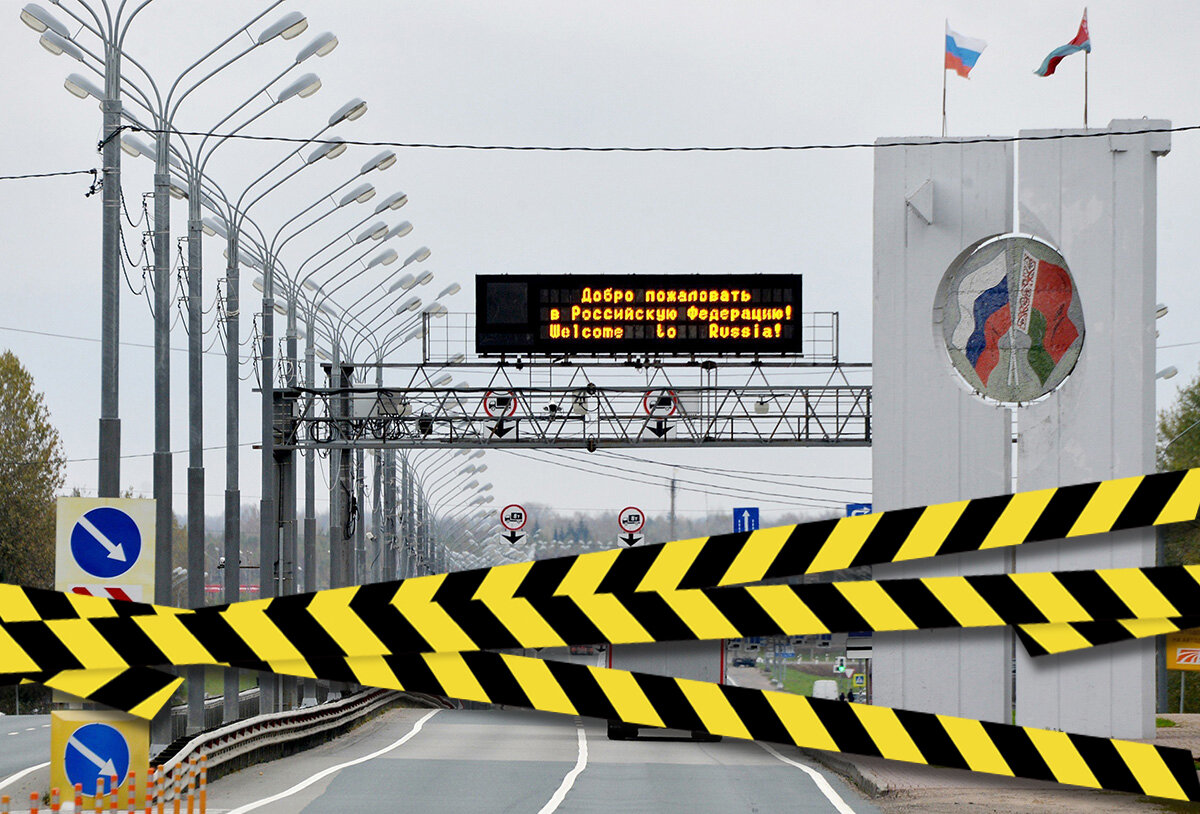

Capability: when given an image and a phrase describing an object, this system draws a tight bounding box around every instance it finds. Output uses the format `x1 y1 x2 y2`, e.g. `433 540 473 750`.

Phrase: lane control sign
71 507 141 579
64 723 130 797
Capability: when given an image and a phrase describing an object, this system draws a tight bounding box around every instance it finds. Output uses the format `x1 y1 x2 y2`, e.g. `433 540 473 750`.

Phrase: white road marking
726 675 739 686
0 762 50 792
224 709 440 814
24 728 35 732
41 725 49 729
758 742 857 814
536 718 588 814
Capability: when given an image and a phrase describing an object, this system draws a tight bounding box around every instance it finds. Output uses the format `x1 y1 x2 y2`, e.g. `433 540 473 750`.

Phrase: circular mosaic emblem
933 234 1084 404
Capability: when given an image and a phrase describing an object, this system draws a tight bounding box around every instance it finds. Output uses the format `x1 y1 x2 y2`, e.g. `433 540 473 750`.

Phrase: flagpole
942 61 948 136
1083 7 1089 128
1084 50 1089 128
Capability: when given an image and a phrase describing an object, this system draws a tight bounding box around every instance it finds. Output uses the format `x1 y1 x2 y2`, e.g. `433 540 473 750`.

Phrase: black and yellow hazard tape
8 564 1200 678
6 467 1200 802
1016 615 1200 656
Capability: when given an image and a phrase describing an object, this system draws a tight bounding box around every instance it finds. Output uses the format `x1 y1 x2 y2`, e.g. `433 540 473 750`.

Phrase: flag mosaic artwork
936 234 1085 403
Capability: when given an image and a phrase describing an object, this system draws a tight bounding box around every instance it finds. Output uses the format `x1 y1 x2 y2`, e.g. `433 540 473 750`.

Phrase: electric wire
118 123 1200 154
533 447 859 505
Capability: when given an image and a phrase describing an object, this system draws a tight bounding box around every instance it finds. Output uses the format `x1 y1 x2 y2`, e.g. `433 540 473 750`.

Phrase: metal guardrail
157 688 450 784
169 687 261 741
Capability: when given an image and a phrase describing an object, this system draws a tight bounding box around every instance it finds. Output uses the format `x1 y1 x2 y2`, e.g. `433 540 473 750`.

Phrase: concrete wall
871 138 1014 723
1014 121 1170 740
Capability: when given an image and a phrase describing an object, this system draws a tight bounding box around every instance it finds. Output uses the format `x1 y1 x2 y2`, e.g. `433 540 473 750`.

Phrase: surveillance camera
366 532 377 541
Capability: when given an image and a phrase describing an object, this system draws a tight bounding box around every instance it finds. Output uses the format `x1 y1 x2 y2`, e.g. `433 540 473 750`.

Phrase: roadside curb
799 749 889 798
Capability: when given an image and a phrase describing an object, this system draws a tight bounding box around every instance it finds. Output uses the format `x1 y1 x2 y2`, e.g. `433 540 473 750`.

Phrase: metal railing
157 688 450 784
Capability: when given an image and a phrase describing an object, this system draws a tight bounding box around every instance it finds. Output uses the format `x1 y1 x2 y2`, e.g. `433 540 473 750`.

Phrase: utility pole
669 471 677 541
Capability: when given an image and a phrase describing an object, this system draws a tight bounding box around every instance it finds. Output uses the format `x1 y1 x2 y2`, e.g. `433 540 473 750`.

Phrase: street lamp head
375 192 408 213
301 278 320 292
319 302 340 317
356 221 388 243
367 248 399 268
277 73 321 102
20 4 67 36
447 354 467 364
395 296 421 313
404 326 425 342
405 247 432 267
414 269 435 288
339 183 376 207
437 283 461 299
464 480 480 490
385 222 412 240
39 30 83 61
168 183 188 200
201 218 223 238
65 73 102 100
362 151 397 174
387 275 413 294
202 217 229 240
470 450 485 460
296 31 338 62
258 11 308 44
422 302 448 316
432 373 453 387
329 98 367 125
475 464 488 473
307 137 346 163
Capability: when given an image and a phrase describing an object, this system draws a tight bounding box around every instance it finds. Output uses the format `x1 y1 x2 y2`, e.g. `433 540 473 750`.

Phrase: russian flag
1035 11 1091 77
945 22 987 78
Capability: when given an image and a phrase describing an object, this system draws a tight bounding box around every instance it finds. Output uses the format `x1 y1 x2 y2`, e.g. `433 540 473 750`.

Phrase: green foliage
1159 367 1200 566
0 351 65 588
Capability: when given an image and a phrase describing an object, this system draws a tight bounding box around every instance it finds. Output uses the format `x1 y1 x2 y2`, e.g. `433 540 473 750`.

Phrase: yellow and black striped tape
6 467 1200 802
7 564 1200 677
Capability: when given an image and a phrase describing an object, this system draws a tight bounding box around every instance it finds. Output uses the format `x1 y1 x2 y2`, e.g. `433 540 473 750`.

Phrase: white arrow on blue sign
64 723 130 796
845 503 873 517
733 507 759 533
70 507 141 579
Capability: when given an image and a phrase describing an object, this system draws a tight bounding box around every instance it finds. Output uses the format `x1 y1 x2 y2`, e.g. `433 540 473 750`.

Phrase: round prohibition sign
642 389 678 417
618 506 645 534
483 390 518 418
500 504 528 532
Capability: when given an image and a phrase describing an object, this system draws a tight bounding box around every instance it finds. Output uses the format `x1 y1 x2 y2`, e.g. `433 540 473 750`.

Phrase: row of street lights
20 1 495 732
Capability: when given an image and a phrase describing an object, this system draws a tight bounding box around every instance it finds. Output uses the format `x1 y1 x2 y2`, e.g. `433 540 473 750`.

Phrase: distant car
732 657 756 668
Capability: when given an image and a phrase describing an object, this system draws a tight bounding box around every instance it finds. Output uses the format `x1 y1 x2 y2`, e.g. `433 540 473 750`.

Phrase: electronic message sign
475 274 802 355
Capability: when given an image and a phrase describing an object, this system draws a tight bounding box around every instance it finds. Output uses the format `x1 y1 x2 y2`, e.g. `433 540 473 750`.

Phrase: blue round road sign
64 723 131 796
70 507 141 579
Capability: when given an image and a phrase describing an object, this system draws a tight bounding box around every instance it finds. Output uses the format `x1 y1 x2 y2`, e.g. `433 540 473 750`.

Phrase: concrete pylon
1014 120 1170 740
871 137 1013 724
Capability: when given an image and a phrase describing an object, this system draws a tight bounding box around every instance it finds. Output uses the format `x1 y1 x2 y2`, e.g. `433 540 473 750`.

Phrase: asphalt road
205 706 881 814
0 714 51 788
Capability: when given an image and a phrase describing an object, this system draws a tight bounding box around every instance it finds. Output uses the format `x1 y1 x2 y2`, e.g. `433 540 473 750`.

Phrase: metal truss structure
275 362 871 450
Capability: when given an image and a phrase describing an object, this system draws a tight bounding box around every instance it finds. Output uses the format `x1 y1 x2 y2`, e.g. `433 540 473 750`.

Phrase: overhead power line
108 122 1199 155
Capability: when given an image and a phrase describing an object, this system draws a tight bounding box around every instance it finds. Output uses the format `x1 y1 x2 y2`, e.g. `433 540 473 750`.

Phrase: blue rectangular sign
734 507 760 532
845 503 872 517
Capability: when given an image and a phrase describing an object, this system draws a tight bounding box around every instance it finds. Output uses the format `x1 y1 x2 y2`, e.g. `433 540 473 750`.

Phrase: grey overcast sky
1 1 1197 534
